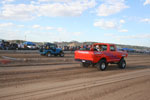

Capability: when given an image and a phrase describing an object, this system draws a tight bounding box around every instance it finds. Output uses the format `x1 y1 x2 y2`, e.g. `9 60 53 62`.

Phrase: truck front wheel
118 59 126 69
97 60 107 71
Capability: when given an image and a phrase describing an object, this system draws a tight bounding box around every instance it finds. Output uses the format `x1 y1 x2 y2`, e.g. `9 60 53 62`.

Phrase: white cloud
120 19 125 23
0 4 37 21
0 0 96 20
0 23 83 42
1 0 15 4
94 19 118 29
144 0 150 5
32 25 41 29
38 0 72 2
32 25 54 30
94 19 128 32
96 0 128 16
38 0 96 17
45 26 54 30
141 18 150 23
18 25 24 28
118 29 128 32
0 22 25 29
0 22 14 27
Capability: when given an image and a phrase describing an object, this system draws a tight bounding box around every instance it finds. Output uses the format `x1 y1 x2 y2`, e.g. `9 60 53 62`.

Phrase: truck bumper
75 59 93 64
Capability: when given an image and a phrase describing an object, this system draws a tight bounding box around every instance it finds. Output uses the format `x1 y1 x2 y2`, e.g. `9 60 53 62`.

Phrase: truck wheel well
120 57 124 60
100 58 107 62
47 51 51 54
118 57 124 63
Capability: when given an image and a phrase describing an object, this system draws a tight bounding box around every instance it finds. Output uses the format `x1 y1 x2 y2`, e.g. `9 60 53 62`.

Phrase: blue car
39 43 64 57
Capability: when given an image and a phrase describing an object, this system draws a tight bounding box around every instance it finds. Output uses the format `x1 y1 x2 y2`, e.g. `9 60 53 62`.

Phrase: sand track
0 69 149 100
0 54 150 100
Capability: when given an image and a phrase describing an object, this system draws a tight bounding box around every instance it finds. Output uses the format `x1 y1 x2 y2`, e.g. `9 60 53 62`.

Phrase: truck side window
110 46 115 51
50 45 55 49
94 45 107 51
101 45 107 51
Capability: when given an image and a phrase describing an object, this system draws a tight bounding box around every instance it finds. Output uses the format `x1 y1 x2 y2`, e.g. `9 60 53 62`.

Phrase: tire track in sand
0 69 149 100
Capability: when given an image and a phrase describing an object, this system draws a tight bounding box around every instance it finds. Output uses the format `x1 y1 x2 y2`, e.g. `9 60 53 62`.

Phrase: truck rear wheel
81 62 90 68
118 58 126 69
97 60 107 71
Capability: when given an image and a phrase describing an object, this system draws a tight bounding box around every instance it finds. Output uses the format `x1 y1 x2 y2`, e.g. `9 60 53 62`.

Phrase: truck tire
59 51 64 57
47 52 51 57
118 58 126 69
81 62 90 68
97 60 107 71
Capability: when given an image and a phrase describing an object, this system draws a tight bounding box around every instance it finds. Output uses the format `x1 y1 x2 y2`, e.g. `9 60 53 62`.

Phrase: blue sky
0 0 150 47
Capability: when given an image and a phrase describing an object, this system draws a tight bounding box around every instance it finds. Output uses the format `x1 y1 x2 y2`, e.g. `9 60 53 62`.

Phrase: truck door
109 45 120 62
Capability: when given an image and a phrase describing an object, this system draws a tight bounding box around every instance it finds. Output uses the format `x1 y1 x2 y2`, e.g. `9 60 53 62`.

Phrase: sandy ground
0 53 150 100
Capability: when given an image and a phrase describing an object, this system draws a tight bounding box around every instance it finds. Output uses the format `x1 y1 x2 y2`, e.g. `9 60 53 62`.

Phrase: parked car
0 40 10 50
9 43 18 50
23 42 37 50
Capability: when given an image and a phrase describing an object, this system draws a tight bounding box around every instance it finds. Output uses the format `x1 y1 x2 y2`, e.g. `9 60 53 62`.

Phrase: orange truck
75 43 128 71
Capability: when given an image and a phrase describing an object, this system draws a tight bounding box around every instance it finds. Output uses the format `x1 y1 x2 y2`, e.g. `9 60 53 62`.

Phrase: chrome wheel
122 62 126 68
101 63 106 69
97 60 107 71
